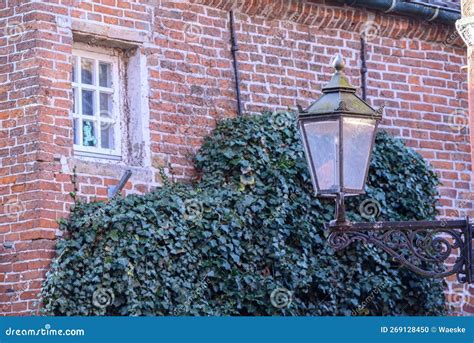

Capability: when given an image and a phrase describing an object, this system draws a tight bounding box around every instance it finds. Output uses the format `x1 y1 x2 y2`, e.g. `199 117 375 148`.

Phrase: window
72 48 121 159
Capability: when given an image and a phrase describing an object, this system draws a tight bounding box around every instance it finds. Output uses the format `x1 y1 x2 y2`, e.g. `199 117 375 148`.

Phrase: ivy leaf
41 112 445 317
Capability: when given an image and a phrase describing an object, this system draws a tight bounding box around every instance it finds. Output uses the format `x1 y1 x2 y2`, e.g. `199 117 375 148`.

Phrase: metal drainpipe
360 37 368 101
338 0 460 24
229 10 243 116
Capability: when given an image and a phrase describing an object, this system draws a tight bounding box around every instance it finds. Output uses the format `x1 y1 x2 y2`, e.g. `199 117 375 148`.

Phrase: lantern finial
321 54 354 93
333 54 345 72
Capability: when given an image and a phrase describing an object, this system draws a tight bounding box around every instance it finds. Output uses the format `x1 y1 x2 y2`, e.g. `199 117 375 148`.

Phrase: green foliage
41 111 445 316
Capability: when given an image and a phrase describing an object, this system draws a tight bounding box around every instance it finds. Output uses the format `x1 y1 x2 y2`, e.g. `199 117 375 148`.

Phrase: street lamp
298 54 381 228
298 54 473 284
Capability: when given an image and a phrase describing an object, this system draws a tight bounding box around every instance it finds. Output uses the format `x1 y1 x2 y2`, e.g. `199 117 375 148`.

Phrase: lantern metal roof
299 55 380 119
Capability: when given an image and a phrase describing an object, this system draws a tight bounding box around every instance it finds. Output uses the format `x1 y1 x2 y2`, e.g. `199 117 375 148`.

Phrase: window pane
72 50 120 156
72 88 77 114
73 119 79 145
99 92 113 118
82 90 94 116
303 120 340 192
101 122 115 149
83 120 97 147
72 56 77 83
342 117 376 191
99 62 111 87
81 58 94 85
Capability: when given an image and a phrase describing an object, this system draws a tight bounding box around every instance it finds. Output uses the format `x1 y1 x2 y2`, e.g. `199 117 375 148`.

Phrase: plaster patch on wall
126 48 152 168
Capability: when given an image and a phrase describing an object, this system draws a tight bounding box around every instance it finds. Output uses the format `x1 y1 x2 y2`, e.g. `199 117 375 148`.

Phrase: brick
0 0 471 317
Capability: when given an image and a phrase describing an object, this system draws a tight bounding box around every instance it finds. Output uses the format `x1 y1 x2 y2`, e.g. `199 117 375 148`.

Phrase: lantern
298 54 382 224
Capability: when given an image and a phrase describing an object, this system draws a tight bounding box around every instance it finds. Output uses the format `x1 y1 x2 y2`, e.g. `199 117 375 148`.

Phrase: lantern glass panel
303 120 340 192
342 117 376 191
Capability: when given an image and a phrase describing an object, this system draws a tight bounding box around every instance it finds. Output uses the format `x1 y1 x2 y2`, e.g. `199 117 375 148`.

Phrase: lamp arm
331 192 352 228
327 218 473 284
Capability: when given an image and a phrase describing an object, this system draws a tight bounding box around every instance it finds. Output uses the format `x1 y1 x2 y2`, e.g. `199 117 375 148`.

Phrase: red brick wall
0 0 471 315
0 0 57 315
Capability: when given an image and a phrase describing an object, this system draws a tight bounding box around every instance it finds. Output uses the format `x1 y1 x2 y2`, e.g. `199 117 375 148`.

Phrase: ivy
41 111 445 316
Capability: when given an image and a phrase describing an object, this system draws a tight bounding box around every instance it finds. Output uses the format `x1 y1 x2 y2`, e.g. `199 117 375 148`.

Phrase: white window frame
72 47 122 160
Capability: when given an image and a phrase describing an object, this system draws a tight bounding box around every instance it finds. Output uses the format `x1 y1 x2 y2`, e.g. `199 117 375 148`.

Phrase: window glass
81 58 94 85
72 49 120 158
99 92 113 117
101 122 114 149
99 62 111 88
82 90 94 116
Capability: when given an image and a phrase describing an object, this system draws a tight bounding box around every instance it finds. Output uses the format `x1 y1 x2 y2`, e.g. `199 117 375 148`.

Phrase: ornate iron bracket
326 218 473 283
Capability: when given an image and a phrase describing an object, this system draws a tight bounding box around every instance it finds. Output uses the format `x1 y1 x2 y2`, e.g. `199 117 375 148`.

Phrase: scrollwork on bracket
328 219 472 283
